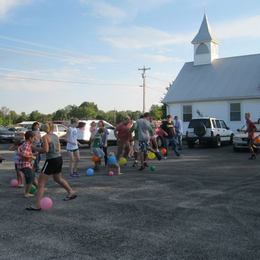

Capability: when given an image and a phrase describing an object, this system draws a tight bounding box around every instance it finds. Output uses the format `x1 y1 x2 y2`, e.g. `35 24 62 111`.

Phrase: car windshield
0 127 8 131
188 119 211 128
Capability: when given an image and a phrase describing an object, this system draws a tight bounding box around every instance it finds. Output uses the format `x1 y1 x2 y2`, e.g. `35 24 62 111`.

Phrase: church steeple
192 14 218 66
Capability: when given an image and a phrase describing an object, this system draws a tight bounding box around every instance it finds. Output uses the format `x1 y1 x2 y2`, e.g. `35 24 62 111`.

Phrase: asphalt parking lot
0 143 260 260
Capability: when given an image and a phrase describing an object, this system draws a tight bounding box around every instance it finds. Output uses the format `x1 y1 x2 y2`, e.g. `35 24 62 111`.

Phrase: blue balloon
108 156 117 165
86 168 94 176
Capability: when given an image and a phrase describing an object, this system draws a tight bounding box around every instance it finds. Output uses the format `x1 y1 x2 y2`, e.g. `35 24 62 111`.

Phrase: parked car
17 121 39 130
186 117 233 148
0 126 15 143
233 124 260 151
77 120 116 146
52 124 68 144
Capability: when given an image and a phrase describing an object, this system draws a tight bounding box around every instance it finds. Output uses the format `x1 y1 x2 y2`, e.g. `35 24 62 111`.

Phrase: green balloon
29 185 37 194
150 166 156 171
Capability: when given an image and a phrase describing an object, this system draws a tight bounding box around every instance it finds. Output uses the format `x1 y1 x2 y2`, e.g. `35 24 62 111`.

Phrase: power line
147 75 172 84
0 73 139 87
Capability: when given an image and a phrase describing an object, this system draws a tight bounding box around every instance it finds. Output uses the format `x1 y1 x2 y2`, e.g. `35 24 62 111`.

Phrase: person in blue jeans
160 115 180 157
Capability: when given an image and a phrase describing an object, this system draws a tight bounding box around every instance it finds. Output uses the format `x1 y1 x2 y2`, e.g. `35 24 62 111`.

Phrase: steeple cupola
192 14 218 65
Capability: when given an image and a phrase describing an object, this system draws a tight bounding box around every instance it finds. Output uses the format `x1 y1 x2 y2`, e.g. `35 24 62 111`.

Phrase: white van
77 120 116 145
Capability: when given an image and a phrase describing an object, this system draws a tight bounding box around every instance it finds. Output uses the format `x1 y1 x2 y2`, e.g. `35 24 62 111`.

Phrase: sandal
63 194 77 201
26 206 41 211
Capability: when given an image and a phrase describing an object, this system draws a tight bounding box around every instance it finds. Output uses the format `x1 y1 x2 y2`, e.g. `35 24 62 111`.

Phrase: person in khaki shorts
245 112 257 160
114 116 132 160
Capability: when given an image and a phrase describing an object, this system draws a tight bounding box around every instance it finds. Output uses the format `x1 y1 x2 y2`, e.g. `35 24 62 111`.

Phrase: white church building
163 14 260 132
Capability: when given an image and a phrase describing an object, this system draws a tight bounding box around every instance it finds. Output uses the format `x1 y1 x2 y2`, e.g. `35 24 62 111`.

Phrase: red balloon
161 148 167 156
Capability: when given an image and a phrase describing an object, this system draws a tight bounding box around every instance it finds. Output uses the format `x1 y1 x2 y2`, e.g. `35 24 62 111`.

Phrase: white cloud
216 15 260 40
80 0 126 22
101 25 192 49
0 0 31 19
142 54 184 63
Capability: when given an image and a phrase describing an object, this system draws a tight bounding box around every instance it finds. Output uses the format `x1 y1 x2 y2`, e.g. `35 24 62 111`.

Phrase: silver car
233 124 260 151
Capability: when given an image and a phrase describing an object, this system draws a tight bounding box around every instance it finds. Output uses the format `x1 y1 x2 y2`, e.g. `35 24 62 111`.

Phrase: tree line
0 102 166 126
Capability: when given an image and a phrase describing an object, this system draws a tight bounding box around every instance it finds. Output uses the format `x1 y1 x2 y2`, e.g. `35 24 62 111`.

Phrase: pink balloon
40 197 53 210
10 179 18 187
108 171 114 176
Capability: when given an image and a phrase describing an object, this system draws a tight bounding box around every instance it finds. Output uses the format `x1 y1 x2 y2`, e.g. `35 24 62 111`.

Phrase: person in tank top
26 122 77 211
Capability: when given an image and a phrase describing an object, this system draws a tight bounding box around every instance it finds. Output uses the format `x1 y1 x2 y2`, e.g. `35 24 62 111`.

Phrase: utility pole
138 66 151 113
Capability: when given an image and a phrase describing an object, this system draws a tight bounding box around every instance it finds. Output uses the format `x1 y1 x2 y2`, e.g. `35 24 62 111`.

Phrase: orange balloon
255 137 260 144
92 155 100 162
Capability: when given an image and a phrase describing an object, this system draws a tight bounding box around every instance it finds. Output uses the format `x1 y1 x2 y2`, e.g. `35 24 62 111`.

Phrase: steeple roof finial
191 14 218 44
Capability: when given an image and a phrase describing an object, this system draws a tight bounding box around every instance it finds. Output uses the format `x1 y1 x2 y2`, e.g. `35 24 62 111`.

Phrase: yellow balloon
147 151 156 160
119 157 127 166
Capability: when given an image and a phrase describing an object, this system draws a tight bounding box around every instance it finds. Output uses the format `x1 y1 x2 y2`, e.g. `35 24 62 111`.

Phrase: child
92 128 105 170
90 121 97 143
9 134 25 188
17 131 37 198
107 152 122 175
98 120 109 166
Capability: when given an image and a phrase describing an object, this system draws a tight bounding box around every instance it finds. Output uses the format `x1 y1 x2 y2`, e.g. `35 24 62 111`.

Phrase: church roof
191 14 218 44
163 54 260 104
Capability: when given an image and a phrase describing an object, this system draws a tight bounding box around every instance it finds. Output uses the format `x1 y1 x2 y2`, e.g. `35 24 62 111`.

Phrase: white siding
167 99 260 133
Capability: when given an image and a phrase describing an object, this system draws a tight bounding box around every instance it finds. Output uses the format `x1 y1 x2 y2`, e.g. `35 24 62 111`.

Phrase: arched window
196 43 209 54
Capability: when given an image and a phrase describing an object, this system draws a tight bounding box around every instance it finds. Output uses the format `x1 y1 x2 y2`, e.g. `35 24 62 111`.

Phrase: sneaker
24 193 34 198
144 162 149 167
18 184 24 188
138 166 145 171
69 173 77 178
155 151 162 161
132 161 138 167
73 172 80 177
163 156 167 160
249 154 256 160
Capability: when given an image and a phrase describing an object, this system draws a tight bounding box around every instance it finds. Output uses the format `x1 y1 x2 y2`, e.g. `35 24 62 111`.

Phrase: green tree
52 109 68 120
149 105 163 120
29 110 42 121
16 112 28 123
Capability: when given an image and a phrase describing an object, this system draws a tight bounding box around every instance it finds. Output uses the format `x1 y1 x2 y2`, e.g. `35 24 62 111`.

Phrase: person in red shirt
245 113 257 160
17 131 37 197
114 116 132 160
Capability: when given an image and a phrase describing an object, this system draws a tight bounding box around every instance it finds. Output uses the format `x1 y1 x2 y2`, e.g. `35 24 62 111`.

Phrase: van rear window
188 119 211 128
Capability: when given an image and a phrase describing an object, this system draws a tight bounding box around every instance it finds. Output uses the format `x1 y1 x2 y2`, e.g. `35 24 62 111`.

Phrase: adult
245 113 257 160
174 115 183 150
135 112 154 170
66 118 80 177
161 115 180 157
31 121 42 173
114 116 132 160
26 123 76 211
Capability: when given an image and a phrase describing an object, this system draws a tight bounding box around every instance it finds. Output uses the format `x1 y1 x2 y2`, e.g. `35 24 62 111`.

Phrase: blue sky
0 0 260 114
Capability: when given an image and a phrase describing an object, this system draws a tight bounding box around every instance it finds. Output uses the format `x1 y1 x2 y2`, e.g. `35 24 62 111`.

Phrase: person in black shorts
27 123 77 211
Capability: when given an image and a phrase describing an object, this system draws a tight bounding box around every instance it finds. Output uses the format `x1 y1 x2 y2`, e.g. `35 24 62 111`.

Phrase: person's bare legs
53 173 75 196
16 170 24 187
116 141 124 160
24 183 33 196
68 152 74 175
35 173 49 208
73 150 80 173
